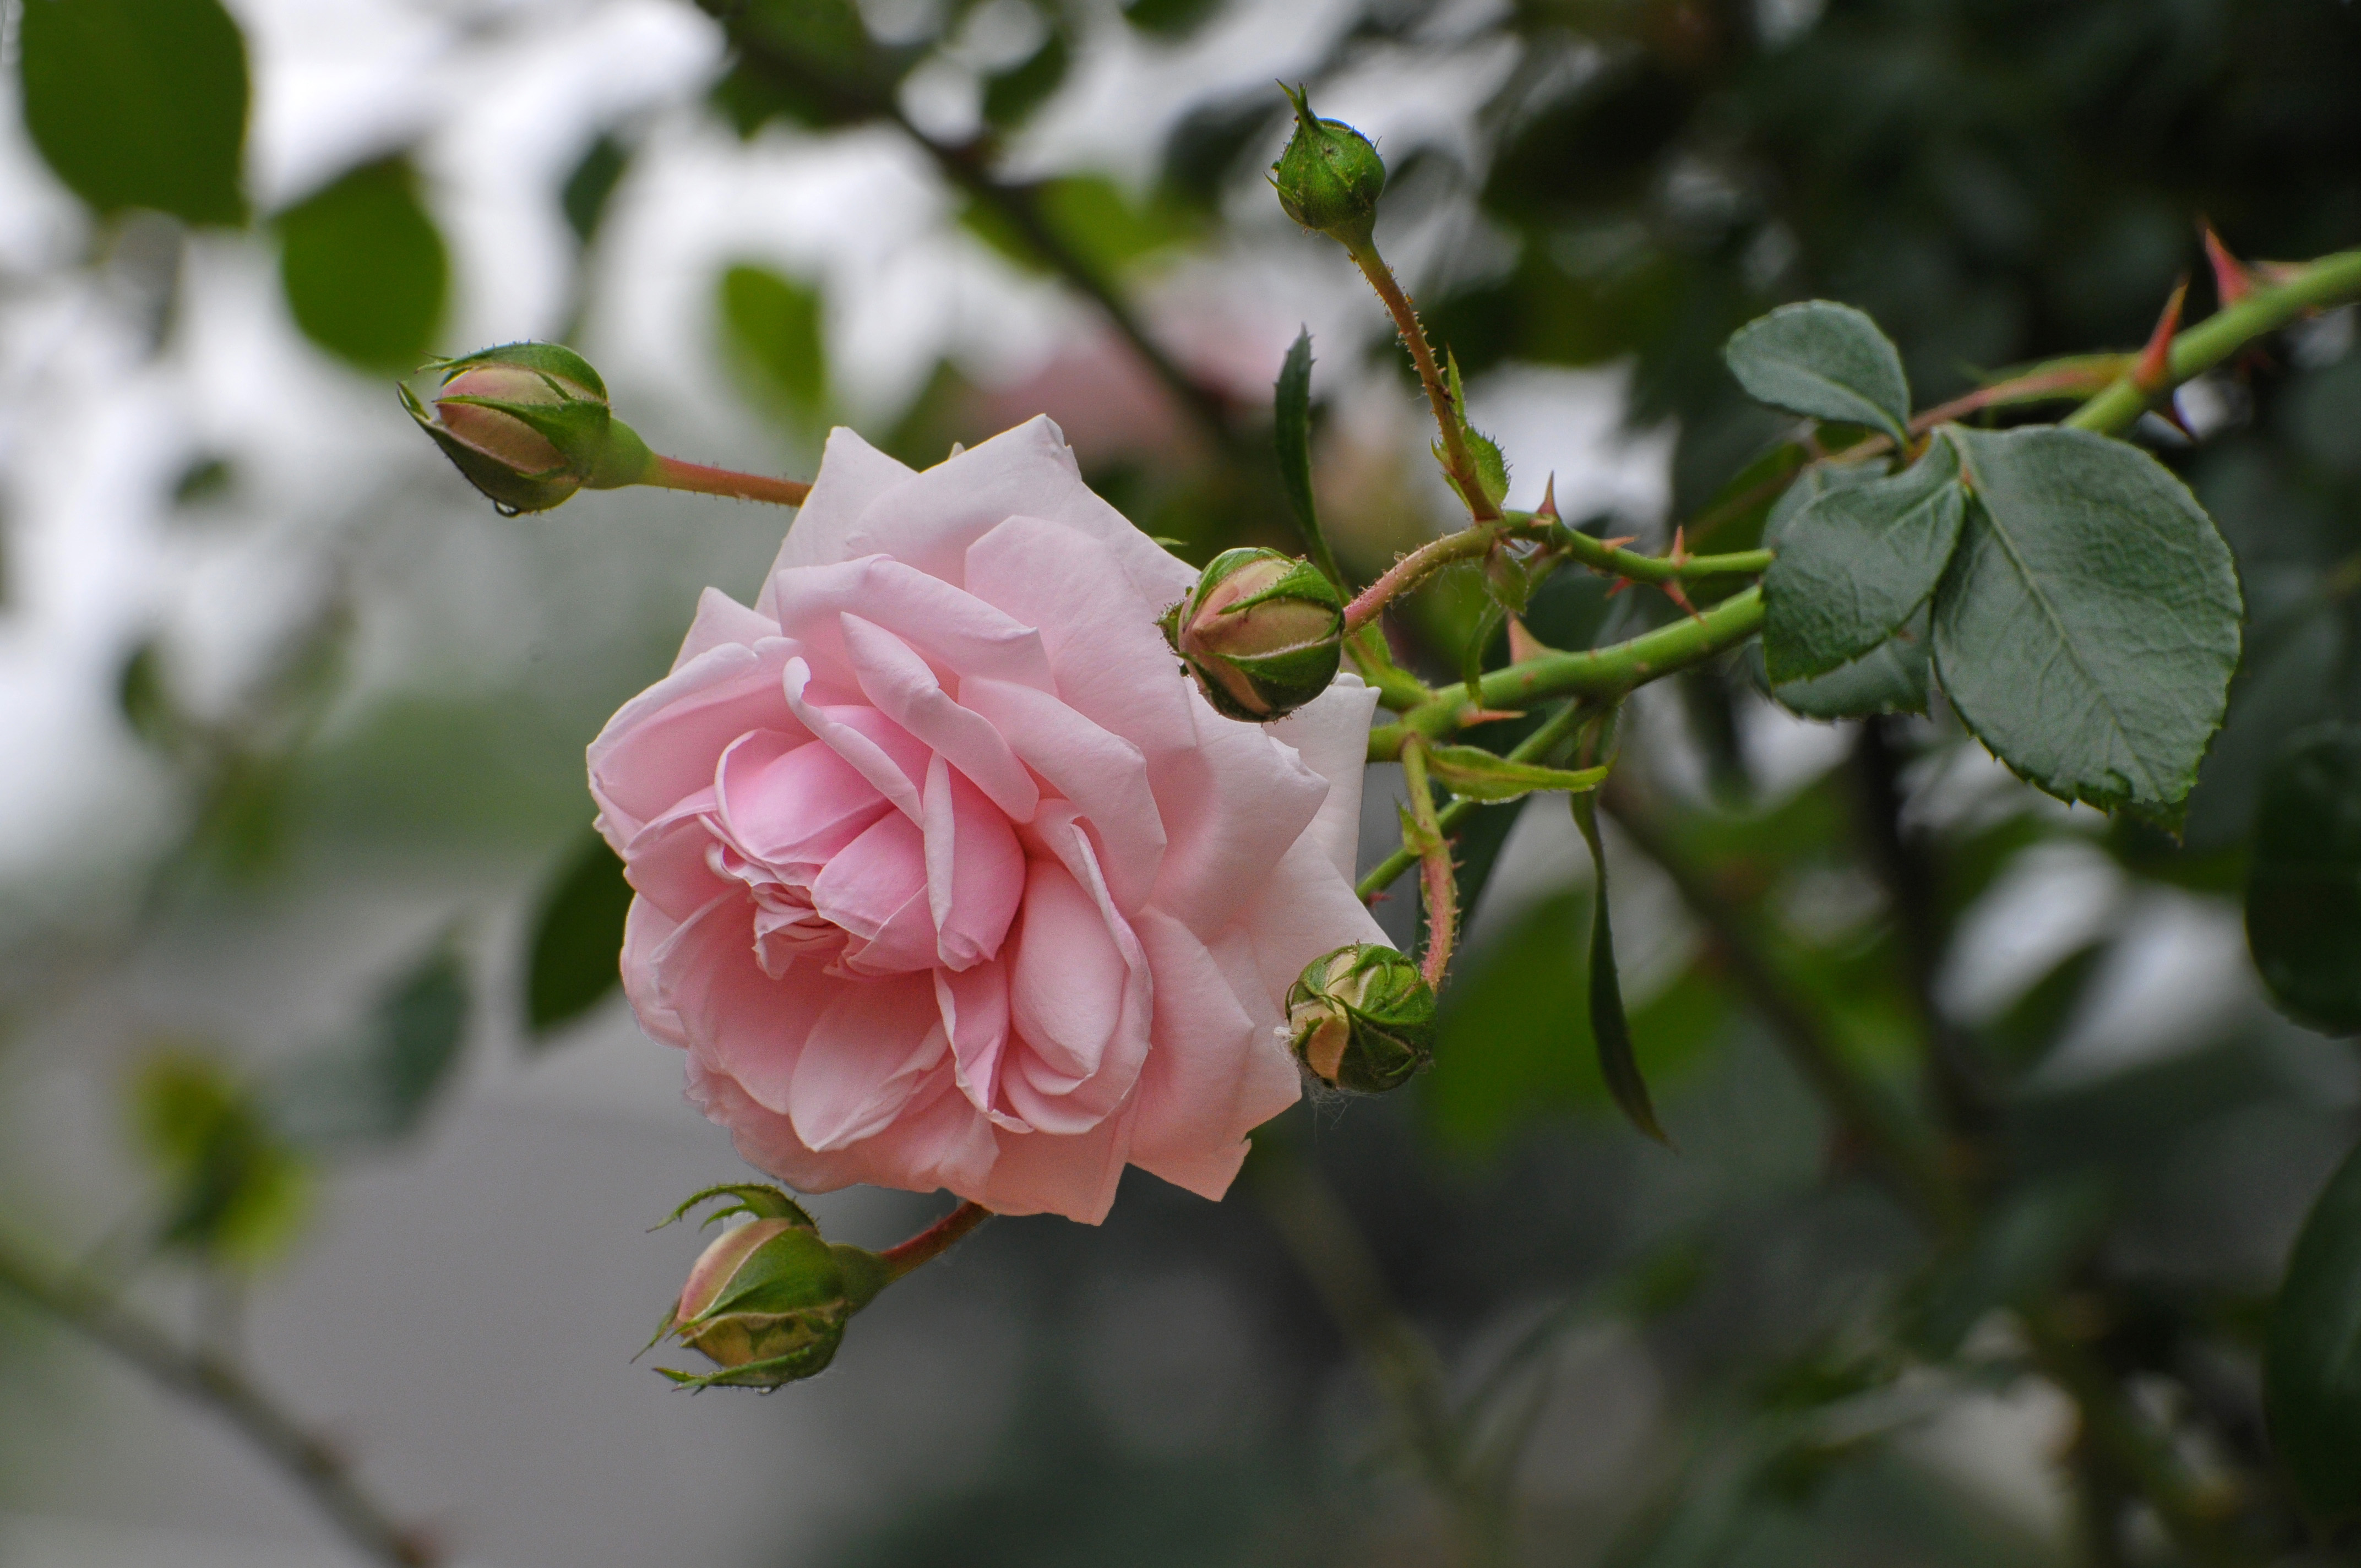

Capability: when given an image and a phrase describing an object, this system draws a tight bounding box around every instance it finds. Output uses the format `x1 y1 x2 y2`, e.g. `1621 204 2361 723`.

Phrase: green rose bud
1270 85 1385 252
400 341 655 515
1161 546 1345 722
1285 943 1437 1094
652 1189 889 1391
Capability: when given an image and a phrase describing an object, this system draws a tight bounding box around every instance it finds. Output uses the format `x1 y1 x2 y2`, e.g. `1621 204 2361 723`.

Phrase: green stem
1342 519 1765 633
1368 587 1765 758
1359 699 1593 900
2066 247 2361 437
1398 737 1458 988
1347 243 1497 523
875 1200 992 1281
644 454 811 507
0 1228 435 1567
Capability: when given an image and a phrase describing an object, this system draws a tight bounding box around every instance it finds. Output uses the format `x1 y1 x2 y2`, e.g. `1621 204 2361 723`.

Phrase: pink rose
589 418 1384 1223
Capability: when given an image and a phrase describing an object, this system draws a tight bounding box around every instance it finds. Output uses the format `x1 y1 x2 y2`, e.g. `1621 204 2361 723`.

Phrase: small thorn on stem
2133 276 2189 394
2201 223 2254 309
1537 473 1560 520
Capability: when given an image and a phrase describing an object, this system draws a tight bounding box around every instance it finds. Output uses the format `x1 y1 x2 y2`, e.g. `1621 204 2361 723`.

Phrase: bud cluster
1285 943 1437 1094
401 342 655 514
1162 547 1345 722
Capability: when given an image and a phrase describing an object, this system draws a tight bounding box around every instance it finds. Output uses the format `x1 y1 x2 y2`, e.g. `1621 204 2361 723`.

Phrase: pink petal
960 677 1165 913
976 1099 1138 1224
712 729 889 868
1147 694 1331 942
589 639 804 841
768 555 1056 694
671 585 781 671
785 973 948 1151
1267 674 1381 883
648 892 836 1117
934 960 1018 1125
1001 812 1152 1133
781 657 927 821
923 755 1025 970
808 811 931 960
1125 908 1301 1200
1239 830 1390 1008
759 427 917 599
842 614 1040 821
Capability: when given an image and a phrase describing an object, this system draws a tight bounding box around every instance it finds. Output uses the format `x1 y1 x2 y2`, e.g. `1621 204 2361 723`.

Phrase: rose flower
589 418 1384 1223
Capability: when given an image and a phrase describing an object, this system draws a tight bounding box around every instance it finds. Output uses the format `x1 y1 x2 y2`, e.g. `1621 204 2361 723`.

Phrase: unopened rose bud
1286 943 1436 1094
657 1215 888 1390
400 341 655 514
1162 546 1343 722
1270 85 1385 252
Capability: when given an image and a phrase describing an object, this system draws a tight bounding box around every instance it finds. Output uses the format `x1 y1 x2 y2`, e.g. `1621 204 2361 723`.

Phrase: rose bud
1270 85 1386 253
400 341 655 515
656 1216 888 1390
1162 546 1345 722
1285 943 1437 1095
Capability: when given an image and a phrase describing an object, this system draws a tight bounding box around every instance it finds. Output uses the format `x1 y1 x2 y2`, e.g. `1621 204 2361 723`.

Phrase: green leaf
1122 0 1226 36
276 157 448 372
264 938 470 1150
1761 612 1932 721
2268 1137 2361 1524
1425 744 1607 803
1273 328 1343 586
1933 425 2242 825
1573 796 1669 1145
561 133 630 246
981 26 1069 129
1762 438 1964 682
719 262 828 420
2246 723 2361 1033
131 1048 309 1265
525 831 636 1038
1723 301 1911 446
18 0 248 226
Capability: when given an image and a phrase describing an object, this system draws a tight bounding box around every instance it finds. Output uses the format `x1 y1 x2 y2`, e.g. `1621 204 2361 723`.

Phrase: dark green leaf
981 27 1069 129
2268 1137 2361 1524
2247 722 2361 1033
117 640 178 750
1933 425 2242 825
1424 745 1606 802
1913 1175 2111 1355
1273 329 1343 585
264 938 469 1150
1123 0 1226 36
1722 301 1911 446
1573 795 1669 1144
525 831 635 1038
132 1049 309 1264
561 133 631 246
1762 613 1932 721
276 157 447 372
1762 437 1964 682
18 0 248 226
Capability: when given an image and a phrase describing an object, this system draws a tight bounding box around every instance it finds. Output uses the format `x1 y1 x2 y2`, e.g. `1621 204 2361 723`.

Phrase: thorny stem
1347 244 1498 524
1397 737 1457 989
1358 699 1594 901
876 1200 992 1281
645 454 812 508
0 1229 436 1568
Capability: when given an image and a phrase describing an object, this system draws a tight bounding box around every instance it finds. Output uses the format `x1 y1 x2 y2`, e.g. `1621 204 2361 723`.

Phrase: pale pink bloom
590 417 1383 1223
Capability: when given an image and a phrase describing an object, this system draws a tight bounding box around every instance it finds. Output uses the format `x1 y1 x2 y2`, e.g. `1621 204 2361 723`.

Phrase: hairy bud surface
1285 943 1436 1093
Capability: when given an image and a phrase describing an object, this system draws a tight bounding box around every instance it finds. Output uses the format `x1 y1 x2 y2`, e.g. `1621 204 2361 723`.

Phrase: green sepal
1270 84 1384 251
655 1333 844 1391
654 1182 819 1233
401 383 580 513
585 416 656 489
435 389 611 475
1424 746 1608 803
831 1242 891 1312
428 340 608 400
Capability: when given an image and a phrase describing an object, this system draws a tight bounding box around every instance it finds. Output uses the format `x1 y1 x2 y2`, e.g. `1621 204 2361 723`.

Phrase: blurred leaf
1723 302 1912 446
525 831 634 1039
276 156 447 372
1688 440 1809 554
1763 437 1963 682
719 262 827 418
1933 427 2243 826
961 175 1196 281
1913 1175 2111 1355
1575 794 1669 1144
131 1049 309 1265
561 132 630 246
117 640 178 751
18 0 248 226
171 455 235 508
1122 0 1225 37
981 26 1069 129
2268 1137 2361 1525
2247 722 2361 1033
1982 940 2107 1071
264 938 470 1150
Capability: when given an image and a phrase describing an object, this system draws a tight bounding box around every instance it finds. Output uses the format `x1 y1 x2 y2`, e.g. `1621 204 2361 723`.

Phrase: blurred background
2 0 2360 1564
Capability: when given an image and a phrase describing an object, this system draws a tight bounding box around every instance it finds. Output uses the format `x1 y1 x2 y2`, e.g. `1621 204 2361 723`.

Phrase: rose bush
589 418 1384 1223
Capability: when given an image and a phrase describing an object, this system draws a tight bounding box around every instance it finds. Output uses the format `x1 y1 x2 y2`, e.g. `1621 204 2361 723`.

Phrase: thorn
1666 525 1692 568
2201 222 2254 309
1506 615 1551 664
1660 579 1705 622
1598 535 1638 553
2133 276 2189 394
1537 474 1559 520
1605 576 1631 597
1456 707 1526 727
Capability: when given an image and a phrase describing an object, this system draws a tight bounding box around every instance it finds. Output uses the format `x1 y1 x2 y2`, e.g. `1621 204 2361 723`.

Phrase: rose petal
781 657 927 821
977 1100 1136 1224
785 973 949 1151
842 614 1040 821
769 555 1056 694
1000 809 1153 1133
934 960 1021 1127
923 755 1025 970
1266 673 1380 884
1146 696 1330 941
672 585 780 671
590 638 804 841
960 677 1164 913
759 427 917 603
1125 908 1301 1200
1241 829 1390 1009
809 812 931 963
712 729 889 869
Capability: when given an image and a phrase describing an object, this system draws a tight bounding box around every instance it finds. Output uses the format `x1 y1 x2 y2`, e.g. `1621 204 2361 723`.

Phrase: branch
1346 246 1497 523
1359 699 1594 900
0 1229 436 1567
1341 518 1765 633
1397 737 1458 988
877 1200 991 1281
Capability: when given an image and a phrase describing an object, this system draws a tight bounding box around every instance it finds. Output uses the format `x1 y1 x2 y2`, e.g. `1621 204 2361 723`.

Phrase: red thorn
1537 474 1559 520
2201 224 2254 309
1506 615 1550 665
2134 276 2189 394
1597 535 1638 553
1667 525 1692 568
1605 577 1631 597
1661 579 1704 622
1458 707 1527 726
